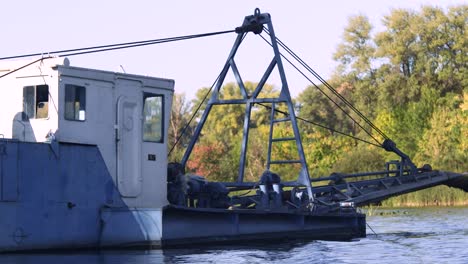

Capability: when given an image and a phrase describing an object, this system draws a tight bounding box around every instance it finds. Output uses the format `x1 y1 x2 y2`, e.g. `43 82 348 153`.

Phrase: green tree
414 99 468 172
334 15 375 77
375 9 419 79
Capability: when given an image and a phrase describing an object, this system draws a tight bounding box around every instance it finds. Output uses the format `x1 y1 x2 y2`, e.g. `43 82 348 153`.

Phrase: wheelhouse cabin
0 58 174 208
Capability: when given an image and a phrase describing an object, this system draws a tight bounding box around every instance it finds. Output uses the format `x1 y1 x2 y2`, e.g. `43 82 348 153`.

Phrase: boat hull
162 206 366 247
0 140 365 252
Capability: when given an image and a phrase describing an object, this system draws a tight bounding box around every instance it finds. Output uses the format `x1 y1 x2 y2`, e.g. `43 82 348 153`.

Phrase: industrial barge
0 9 465 252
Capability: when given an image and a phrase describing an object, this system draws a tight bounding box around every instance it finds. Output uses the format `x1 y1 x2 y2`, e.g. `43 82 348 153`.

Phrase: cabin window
64 84 86 121
22 85 49 120
143 94 163 142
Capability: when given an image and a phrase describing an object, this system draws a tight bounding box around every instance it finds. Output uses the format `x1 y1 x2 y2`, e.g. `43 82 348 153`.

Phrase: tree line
169 5 468 206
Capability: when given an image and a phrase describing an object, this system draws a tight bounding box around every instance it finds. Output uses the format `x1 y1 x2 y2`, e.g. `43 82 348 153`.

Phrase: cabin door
116 90 142 197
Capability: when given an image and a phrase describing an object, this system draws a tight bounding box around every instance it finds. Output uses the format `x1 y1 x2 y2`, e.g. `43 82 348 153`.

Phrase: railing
222 167 417 191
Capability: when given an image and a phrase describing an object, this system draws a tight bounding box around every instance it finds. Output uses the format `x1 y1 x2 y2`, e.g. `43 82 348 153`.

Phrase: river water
1 207 466 264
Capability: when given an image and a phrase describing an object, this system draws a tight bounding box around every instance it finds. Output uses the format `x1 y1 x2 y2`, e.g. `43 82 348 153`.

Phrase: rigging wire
263 27 389 141
0 29 235 80
38 61 59 116
168 32 248 157
264 28 388 140
167 73 220 157
0 57 52 79
1 24 385 148
367 222 378 236
0 29 235 61
256 103 381 148
258 33 383 146
58 30 235 58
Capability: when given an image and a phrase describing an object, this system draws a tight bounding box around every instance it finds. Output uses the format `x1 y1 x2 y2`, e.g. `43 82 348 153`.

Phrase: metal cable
167 74 219 157
367 222 378 236
258 33 383 146
0 57 52 79
0 30 235 80
263 27 389 140
2 24 385 148
38 61 59 116
256 103 381 148
168 32 248 157
0 29 235 61
58 30 235 57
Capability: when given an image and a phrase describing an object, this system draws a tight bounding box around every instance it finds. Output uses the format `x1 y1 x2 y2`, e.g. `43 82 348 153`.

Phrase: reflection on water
1 207 467 264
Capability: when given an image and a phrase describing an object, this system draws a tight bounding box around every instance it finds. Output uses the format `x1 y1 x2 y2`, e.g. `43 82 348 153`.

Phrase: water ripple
1 208 467 264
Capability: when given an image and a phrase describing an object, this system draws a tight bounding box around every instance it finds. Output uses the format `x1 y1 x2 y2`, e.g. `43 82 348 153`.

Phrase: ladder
266 102 303 168
265 101 314 203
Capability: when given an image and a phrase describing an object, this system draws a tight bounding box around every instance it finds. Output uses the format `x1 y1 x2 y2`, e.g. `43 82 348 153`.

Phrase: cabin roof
0 57 175 90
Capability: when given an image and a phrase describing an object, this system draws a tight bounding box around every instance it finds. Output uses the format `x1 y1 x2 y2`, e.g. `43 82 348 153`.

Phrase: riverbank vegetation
169 5 467 207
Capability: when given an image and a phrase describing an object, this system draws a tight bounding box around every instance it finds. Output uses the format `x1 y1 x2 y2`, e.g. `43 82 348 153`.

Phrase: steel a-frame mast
181 8 314 203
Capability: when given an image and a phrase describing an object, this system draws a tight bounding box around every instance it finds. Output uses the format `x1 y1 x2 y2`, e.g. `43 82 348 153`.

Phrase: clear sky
1 0 465 100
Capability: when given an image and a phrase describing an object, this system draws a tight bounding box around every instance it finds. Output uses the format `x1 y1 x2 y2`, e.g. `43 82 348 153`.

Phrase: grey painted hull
0 139 365 252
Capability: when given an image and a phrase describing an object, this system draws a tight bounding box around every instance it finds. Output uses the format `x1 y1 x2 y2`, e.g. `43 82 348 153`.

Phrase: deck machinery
0 9 466 252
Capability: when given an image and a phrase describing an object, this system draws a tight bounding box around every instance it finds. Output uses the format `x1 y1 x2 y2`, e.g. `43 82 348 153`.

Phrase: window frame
22 84 50 120
64 84 87 122
142 93 164 143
